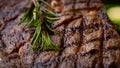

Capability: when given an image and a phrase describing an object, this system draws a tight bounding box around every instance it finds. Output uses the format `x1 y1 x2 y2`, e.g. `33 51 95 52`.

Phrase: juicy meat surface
0 0 120 68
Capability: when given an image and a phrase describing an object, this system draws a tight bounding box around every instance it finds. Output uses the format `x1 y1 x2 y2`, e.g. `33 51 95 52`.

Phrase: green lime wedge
106 6 120 26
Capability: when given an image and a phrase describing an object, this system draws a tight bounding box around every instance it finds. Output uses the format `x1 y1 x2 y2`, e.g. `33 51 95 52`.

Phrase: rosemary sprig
19 0 60 51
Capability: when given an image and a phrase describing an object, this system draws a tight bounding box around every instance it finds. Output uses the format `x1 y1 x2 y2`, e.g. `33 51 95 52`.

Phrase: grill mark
76 16 84 68
84 22 103 29
87 0 91 6
59 25 65 53
105 47 120 51
5 14 19 23
63 1 87 6
65 27 82 33
101 8 120 68
82 50 100 57
58 11 81 17
100 14 104 68
71 0 79 68
61 9 100 16
79 18 85 51
0 17 5 31
62 1 102 12
83 38 102 44
79 8 103 67
104 29 119 40
62 19 68 48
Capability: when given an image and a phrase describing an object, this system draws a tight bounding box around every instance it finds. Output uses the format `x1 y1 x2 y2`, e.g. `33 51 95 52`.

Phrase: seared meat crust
0 0 120 68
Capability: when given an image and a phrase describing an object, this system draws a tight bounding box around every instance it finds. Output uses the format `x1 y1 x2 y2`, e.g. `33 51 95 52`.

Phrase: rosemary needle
19 0 60 51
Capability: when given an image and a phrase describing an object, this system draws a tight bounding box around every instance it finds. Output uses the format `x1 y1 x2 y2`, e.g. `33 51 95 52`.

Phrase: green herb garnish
19 0 60 51
105 4 120 33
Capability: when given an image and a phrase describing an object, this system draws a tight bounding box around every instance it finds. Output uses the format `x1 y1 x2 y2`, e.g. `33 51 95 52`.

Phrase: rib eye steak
0 0 120 68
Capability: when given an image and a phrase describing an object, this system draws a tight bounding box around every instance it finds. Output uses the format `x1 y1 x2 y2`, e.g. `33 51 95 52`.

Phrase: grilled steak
0 0 120 68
